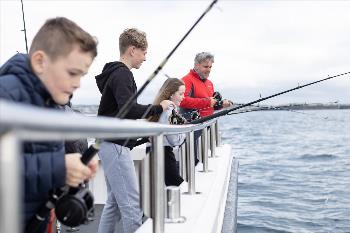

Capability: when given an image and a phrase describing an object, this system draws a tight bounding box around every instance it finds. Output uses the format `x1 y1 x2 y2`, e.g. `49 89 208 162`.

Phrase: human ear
130 46 136 56
30 51 46 75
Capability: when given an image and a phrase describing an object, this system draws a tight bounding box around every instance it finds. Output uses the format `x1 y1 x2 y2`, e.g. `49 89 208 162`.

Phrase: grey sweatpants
97 142 142 233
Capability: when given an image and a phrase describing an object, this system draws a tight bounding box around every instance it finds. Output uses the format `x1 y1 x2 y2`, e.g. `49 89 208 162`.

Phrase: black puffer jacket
0 53 66 227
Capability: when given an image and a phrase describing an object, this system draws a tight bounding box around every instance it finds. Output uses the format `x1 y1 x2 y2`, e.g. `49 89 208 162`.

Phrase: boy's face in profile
36 46 93 105
131 47 147 69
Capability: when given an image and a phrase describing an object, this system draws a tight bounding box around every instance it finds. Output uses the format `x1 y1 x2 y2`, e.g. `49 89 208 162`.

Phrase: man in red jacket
180 52 232 118
180 52 232 164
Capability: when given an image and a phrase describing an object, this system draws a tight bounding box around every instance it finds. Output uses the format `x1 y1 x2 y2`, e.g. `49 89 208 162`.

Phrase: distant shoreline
256 103 350 111
72 103 350 115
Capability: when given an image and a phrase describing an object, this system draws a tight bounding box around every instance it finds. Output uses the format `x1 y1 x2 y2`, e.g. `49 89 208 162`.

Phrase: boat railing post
141 152 151 217
0 131 21 233
185 131 196 194
209 123 217 157
215 120 221 147
179 143 187 181
150 134 165 233
201 127 209 172
207 127 211 157
197 135 202 163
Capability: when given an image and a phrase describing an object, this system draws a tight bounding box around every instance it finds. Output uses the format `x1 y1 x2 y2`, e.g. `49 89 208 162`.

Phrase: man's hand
210 97 217 107
160 100 174 111
65 153 97 187
222 99 233 108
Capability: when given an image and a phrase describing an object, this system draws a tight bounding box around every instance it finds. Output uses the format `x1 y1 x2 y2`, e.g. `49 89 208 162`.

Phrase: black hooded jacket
96 61 162 148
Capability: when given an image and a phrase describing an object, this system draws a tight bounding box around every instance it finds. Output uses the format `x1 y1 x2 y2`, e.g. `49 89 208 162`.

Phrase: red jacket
180 69 214 117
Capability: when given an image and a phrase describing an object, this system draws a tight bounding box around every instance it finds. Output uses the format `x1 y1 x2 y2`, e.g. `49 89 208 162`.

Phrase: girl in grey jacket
149 78 186 186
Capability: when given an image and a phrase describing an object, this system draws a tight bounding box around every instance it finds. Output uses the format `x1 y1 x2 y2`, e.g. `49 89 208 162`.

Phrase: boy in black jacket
96 28 173 233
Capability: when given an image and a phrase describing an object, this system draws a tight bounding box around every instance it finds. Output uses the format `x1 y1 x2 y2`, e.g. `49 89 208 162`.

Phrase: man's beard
194 68 207 80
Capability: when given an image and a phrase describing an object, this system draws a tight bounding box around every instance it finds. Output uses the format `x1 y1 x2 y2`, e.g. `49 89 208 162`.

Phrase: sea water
220 110 350 233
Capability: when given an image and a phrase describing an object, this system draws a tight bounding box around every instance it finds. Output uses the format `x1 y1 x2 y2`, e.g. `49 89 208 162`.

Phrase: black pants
193 129 202 165
146 146 184 186
164 146 184 186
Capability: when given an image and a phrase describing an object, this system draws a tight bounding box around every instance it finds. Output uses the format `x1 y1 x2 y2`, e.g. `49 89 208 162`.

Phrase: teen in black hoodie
96 61 162 148
96 28 173 233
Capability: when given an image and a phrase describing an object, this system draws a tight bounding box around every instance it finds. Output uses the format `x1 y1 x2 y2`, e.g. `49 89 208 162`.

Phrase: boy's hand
160 100 174 111
87 157 99 179
65 153 92 187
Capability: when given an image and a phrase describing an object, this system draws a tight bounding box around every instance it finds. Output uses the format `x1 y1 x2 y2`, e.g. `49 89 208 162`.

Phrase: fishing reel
55 184 94 227
54 144 99 227
26 144 99 233
213 91 223 110
170 109 187 125
189 110 200 122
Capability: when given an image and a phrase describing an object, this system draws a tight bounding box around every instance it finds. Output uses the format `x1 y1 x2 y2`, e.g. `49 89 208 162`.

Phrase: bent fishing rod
88 0 218 150
189 71 350 124
116 0 218 119
20 0 29 53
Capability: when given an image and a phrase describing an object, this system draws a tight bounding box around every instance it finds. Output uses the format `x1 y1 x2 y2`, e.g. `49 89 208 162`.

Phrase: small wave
237 223 292 233
299 153 337 161
222 126 242 132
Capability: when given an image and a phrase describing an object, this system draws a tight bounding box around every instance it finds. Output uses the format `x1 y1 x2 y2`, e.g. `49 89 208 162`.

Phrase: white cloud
1 0 349 105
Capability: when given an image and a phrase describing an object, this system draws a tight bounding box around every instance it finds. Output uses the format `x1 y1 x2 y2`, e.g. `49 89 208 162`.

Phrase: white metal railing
0 100 221 233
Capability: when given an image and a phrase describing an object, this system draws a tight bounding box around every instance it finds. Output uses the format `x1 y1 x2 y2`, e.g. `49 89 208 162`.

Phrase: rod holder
165 186 186 223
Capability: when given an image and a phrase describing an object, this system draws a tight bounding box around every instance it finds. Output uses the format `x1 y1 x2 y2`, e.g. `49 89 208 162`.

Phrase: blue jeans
97 142 142 233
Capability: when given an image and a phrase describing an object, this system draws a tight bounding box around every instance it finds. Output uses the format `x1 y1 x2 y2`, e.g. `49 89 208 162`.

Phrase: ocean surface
219 110 350 233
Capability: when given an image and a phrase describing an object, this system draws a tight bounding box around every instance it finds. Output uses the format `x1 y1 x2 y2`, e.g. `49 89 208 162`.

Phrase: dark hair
119 28 148 54
148 78 184 122
29 17 98 60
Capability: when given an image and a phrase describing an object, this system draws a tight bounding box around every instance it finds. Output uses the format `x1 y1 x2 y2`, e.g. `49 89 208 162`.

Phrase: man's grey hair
194 52 214 64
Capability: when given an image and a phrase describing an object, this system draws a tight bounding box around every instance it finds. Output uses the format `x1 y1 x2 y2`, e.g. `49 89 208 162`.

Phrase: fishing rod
116 0 218 119
91 0 218 149
20 0 29 53
226 105 332 120
189 71 350 124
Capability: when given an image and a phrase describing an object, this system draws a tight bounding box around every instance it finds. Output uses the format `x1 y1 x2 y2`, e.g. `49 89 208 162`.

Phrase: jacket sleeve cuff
52 151 66 188
204 98 212 107
154 105 163 114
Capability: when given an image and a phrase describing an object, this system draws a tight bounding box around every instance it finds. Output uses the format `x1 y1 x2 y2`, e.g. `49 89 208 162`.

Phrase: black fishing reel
55 184 94 227
170 109 187 125
213 91 223 110
190 110 201 122
26 144 99 233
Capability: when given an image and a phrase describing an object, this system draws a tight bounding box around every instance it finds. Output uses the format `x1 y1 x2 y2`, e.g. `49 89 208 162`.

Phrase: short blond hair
29 17 97 60
119 28 148 54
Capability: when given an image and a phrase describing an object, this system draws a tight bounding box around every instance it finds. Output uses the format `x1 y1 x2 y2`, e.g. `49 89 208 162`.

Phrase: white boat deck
136 144 233 233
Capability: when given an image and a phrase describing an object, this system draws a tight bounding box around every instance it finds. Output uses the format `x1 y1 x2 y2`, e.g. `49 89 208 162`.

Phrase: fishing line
95 0 219 172
189 71 350 124
116 0 219 119
20 0 28 53
226 105 331 121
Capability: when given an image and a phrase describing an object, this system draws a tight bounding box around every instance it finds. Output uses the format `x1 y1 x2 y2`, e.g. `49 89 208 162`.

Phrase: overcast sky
1 0 350 105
